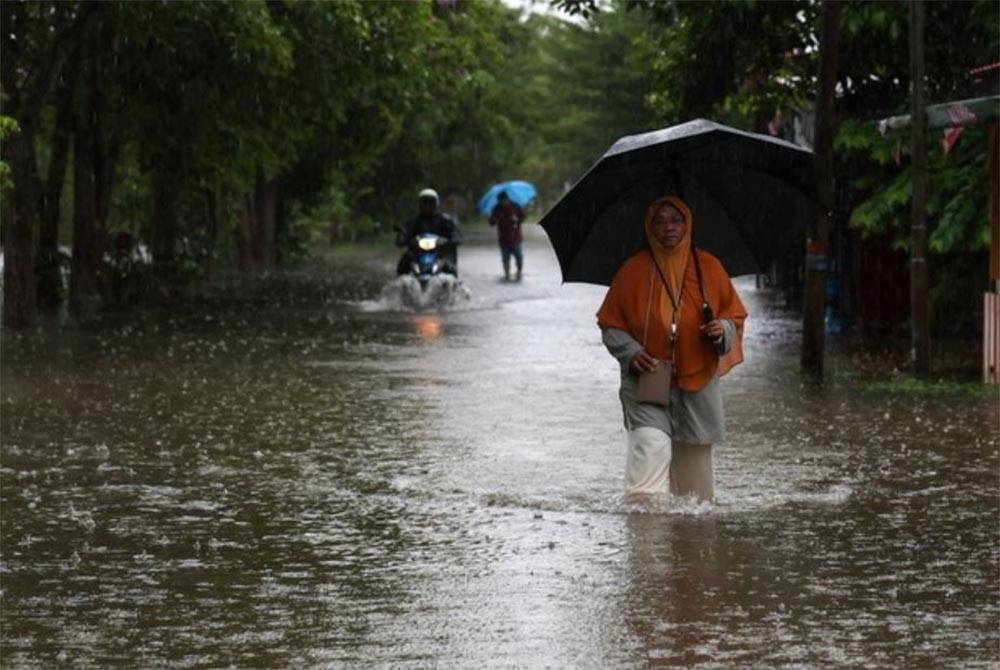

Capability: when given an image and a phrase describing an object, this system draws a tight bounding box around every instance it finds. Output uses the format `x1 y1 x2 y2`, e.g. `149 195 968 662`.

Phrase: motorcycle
388 232 467 309
407 232 454 289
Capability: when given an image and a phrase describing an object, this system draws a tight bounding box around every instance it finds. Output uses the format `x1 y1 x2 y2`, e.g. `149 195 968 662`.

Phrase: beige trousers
625 427 714 502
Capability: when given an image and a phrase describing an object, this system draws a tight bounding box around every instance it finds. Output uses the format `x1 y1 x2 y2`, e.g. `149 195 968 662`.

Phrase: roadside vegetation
2 0 995 357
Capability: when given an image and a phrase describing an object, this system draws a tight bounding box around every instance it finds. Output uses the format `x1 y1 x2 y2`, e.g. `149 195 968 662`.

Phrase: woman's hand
629 350 660 373
700 319 726 344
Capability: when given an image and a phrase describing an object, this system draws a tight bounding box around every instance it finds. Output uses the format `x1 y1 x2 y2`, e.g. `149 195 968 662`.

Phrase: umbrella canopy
478 180 538 215
539 119 824 284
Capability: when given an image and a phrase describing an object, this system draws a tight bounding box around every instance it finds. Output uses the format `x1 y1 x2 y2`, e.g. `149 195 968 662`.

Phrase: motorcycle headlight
417 237 438 251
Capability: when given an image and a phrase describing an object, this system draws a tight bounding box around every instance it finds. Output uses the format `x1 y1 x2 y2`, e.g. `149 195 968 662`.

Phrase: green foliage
526 7 655 198
359 0 523 223
838 1 998 118
1 0 669 277
633 0 817 129
931 142 990 255
121 0 297 187
284 178 383 263
6 0 996 325
359 0 659 224
834 0 995 264
837 119 990 256
0 115 19 191
603 0 996 341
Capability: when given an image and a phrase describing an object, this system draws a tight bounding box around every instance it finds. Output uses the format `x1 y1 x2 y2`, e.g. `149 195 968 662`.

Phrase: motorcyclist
395 188 462 276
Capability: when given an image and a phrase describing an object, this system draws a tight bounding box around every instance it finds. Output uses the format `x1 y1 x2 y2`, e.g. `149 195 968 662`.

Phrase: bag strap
641 267 655 349
647 249 681 363
691 245 714 322
648 249 681 311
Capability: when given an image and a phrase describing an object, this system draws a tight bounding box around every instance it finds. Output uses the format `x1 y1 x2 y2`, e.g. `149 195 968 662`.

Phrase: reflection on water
411 314 444 343
2 227 998 667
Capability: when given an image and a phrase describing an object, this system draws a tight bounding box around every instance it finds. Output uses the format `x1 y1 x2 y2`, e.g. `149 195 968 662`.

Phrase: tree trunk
237 192 256 271
237 175 279 270
203 188 221 283
37 86 73 311
2 122 40 328
69 67 103 322
909 0 930 376
68 29 117 322
1 2 98 326
800 0 843 378
255 177 278 268
150 168 180 294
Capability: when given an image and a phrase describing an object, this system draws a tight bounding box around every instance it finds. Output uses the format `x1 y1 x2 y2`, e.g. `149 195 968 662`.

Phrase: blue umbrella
477 180 537 215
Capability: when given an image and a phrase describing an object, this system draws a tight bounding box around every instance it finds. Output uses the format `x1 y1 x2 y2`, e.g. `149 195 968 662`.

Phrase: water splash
359 274 471 312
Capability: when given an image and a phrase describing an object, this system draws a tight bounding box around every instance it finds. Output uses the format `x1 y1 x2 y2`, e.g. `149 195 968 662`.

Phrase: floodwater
2 225 998 668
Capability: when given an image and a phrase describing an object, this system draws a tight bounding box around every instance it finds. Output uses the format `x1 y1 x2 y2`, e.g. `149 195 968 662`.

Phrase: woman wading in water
597 196 748 502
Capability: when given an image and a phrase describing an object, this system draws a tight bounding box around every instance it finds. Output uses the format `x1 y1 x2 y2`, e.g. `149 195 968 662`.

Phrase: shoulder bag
635 251 680 406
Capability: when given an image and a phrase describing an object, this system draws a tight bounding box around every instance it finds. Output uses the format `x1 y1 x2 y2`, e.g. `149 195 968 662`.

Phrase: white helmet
418 188 439 206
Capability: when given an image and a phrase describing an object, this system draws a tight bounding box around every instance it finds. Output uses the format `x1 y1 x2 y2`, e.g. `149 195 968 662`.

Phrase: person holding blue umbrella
477 180 537 216
489 191 526 281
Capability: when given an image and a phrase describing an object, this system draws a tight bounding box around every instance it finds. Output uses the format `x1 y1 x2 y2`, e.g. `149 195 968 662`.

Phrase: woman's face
651 204 686 249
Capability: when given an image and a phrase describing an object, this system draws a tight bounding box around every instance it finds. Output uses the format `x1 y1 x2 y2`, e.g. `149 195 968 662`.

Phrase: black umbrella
539 118 824 284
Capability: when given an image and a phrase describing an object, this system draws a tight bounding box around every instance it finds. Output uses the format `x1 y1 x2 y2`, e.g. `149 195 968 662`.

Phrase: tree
336 0 516 225
68 5 122 320
119 1 294 282
801 0 843 378
631 0 817 130
624 0 997 350
833 0 997 341
1 1 96 326
518 7 655 203
272 0 434 254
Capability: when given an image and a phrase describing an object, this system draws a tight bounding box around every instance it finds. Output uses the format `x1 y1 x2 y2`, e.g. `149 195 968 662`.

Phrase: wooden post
985 123 999 383
909 0 931 376
985 293 1000 384
989 123 999 292
801 0 842 378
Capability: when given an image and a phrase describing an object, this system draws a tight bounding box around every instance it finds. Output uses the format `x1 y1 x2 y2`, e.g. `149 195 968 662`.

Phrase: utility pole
909 0 931 375
801 0 843 378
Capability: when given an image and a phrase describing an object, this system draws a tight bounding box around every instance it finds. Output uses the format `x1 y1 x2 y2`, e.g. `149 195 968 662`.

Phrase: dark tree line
3 0 996 344
1 0 530 326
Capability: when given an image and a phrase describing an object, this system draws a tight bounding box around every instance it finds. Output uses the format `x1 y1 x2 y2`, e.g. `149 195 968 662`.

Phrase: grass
312 234 396 264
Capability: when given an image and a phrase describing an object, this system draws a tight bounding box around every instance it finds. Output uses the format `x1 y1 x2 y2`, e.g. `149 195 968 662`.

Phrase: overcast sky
497 0 588 25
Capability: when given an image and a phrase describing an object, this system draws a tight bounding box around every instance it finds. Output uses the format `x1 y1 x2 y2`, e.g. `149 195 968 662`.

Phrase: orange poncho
596 196 748 392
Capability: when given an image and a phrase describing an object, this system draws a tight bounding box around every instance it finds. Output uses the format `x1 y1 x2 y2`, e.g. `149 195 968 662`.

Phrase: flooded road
2 225 998 667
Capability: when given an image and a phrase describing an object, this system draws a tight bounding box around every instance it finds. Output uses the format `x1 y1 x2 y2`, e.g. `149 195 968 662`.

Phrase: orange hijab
596 196 748 391
647 196 692 329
